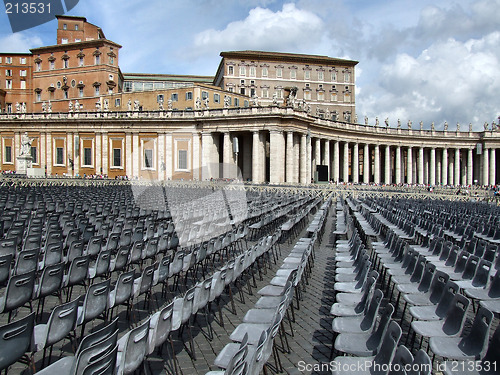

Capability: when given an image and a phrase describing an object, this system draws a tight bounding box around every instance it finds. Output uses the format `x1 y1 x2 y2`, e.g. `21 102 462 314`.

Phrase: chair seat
229 323 268 345
33 324 49 351
334 291 364 305
334 332 379 357
330 303 364 317
331 316 372 334
411 320 458 338
214 342 256 369
258 285 285 297
429 336 482 360
34 356 74 374
409 305 445 321
402 293 435 306
331 355 375 375
242 308 276 324
479 299 500 314
254 296 283 309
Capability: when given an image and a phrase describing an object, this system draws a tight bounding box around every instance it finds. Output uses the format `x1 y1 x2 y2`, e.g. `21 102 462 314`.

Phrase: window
262 67 268 77
79 87 84 98
171 93 178 101
20 57 26 64
63 90 68 99
262 88 269 98
5 146 12 163
50 60 55 70
214 93 220 103
83 147 92 166
201 91 208 99
6 103 12 113
71 79 76 87
276 68 283 78
5 57 12 64
63 23 67 30
56 147 64 165
344 71 351 82
113 148 121 167
331 71 337 81
30 147 37 164
75 38 81 43
318 71 324 81
304 91 311 100
144 149 153 168
36 62 41 71
79 57 84 67
63 59 69 68
5 69 12 77
157 94 164 103
290 70 296 79
276 89 283 99
36 92 41 101
249 66 256 77
95 55 100 65
240 87 245 95
5 80 12 89
115 98 121 107
109 57 114 65
331 92 337 101
228 87 233 93
244 100 249 107
234 98 239 107
62 38 68 44
317 92 324 101
75 24 79 30
305 70 311 80
178 150 187 170
57 81 62 89
185 92 193 100
239 66 246 76
20 81 26 89
228 65 234 75
95 86 100 96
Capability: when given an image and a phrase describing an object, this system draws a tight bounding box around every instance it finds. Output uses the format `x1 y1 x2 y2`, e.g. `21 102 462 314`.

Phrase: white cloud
359 31 500 130
191 3 324 56
0 33 43 52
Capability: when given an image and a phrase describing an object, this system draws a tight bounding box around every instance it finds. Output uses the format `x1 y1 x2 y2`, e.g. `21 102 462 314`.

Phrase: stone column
455 148 461 186
95 132 102 175
192 132 200 180
490 148 496 185
294 135 299 183
165 132 173 180
46 132 52 176
300 134 307 184
132 132 139 178
353 142 359 183
363 144 369 184
286 131 294 183
14 131 20 172
384 145 391 184
223 132 232 178
442 148 448 185
467 148 473 186
66 133 73 176
252 131 261 183
333 140 340 183
343 142 349 183
418 147 424 185
125 132 132 178
158 132 165 180
306 135 312 183
315 138 321 179
270 130 284 183
40 132 46 174
324 139 330 181
436 152 441 185
101 132 108 176
483 147 489 186
449 158 454 186
430 148 436 186
407 146 413 184
374 144 380 184
395 145 401 184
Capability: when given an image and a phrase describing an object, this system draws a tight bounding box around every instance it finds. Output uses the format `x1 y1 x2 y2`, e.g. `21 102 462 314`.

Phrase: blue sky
1 0 499 130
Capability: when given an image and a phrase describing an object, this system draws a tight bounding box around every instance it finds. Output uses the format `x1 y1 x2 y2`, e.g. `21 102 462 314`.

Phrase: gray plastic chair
34 262 64 319
116 317 150 375
81 344 117 375
63 254 90 302
13 248 39 275
88 249 111 281
387 345 413 375
440 324 500 375
331 289 383 334
464 269 500 301
76 278 111 339
38 243 63 270
429 305 493 361
334 303 395 357
0 269 36 322
33 297 79 367
335 271 379 305
330 276 376 317
0 253 12 285
0 311 35 372
331 320 402 375
109 246 130 273
208 333 249 375
409 280 459 322
107 270 134 320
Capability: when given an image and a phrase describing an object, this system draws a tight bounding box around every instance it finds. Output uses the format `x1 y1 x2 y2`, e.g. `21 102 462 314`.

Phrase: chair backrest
471 259 492 288
193 276 212 314
81 278 110 323
484 323 500 363
86 235 104 257
37 262 64 298
65 255 90 287
418 262 436 292
373 321 402 368
2 270 36 313
0 238 17 258
409 255 426 284
73 329 118 374
427 270 449 305
42 243 63 267
225 333 248 375
81 344 117 375
442 294 470 336
407 350 432 375
464 306 494 360
76 317 119 355
388 345 413 375
360 289 383 331
148 301 173 355
171 296 184 331
13 248 38 275
67 240 84 264
44 297 79 347
118 318 150 375
453 250 470 274
92 249 111 278
355 276 376 314
182 287 196 324
113 270 134 306
370 303 395 353
0 254 12 284
461 255 480 280
0 312 35 370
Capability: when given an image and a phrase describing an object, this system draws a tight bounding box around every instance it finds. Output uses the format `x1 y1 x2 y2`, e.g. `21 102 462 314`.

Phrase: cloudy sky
1 0 499 130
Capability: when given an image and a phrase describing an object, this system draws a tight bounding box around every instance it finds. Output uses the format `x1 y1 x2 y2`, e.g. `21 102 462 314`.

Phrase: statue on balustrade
252 95 259 107
325 108 330 120
407 120 412 130
203 97 209 109
103 99 109 111
47 101 52 113
42 101 47 113
272 93 278 106
431 122 435 131
127 99 132 111
20 132 34 156
21 102 26 113
158 97 164 111
484 122 489 131
375 117 379 126
167 99 173 110
68 100 73 112
195 97 202 110
384 117 389 127
456 122 460 132
469 123 473 132
397 119 401 128
444 121 448 131
15 102 21 113
133 99 140 111
364 116 368 125
420 121 424 130
224 95 230 108
74 100 80 112
95 100 101 111
354 114 358 123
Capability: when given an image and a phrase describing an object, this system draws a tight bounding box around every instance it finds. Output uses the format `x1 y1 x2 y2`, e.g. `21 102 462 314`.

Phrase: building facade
214 50 357 121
